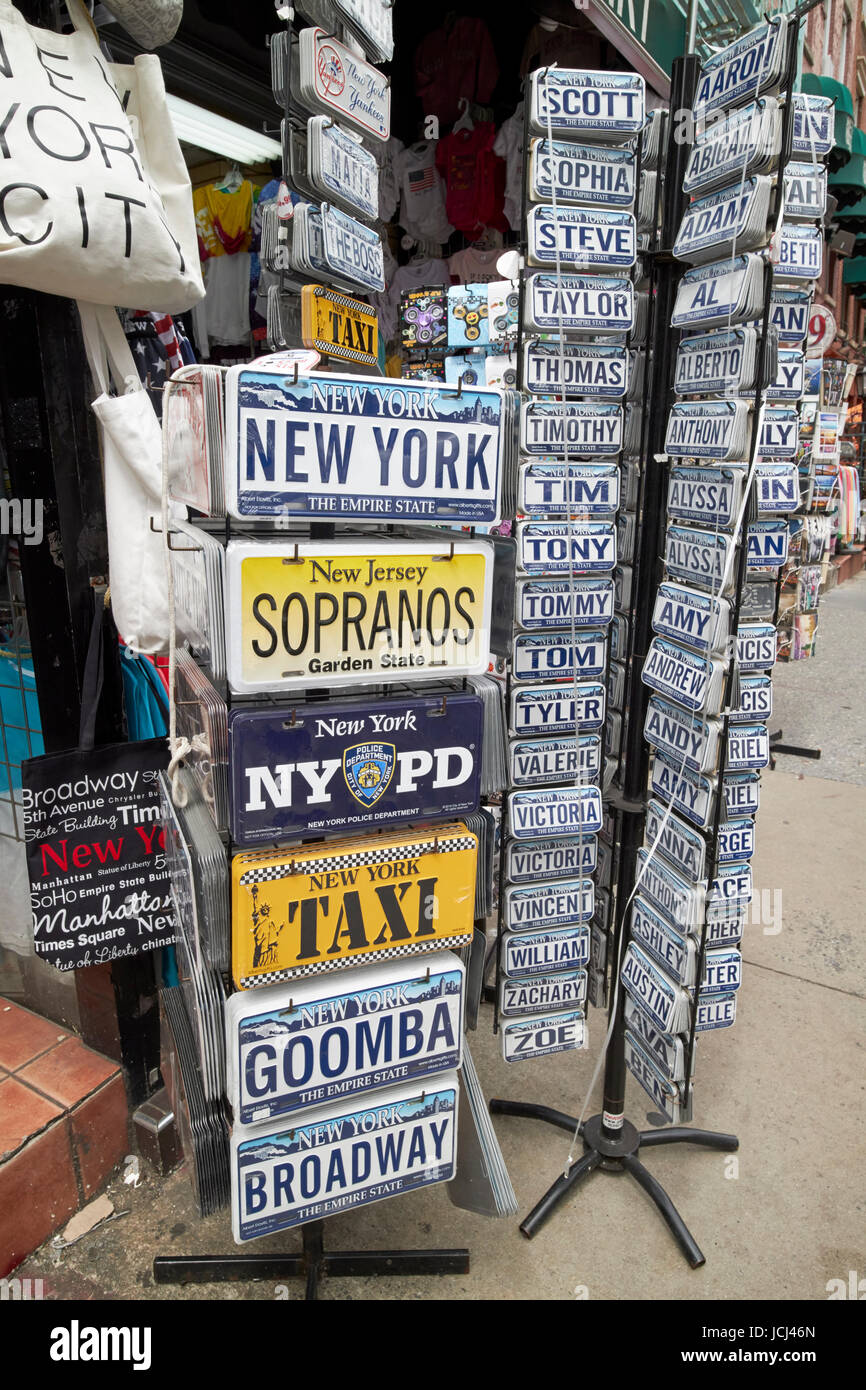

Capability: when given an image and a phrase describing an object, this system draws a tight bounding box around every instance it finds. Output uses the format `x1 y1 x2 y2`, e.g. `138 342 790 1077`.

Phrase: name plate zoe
231 824 477 988
226 539 493 695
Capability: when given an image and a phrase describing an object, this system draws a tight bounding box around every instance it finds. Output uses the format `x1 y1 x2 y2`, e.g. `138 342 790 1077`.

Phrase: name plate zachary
226 952 464 1124
231 1078 457 1241
500 969 587 1017
229 693 484 846
231 824 477 988
524 274 634 334
226 371 503 522
226 539 493 694
516 578 615 629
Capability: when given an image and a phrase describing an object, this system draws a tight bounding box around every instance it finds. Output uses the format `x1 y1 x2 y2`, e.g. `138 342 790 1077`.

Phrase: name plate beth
231 1077 456 1241
226 370 503 522
229 693 483 846
516 577 615 629
226 952 464 1124
231 824 476 988
506 836 597 884
508 786 603 841
774 224 822 281
226 539 493 694
525 274 634 334
518 521 617 574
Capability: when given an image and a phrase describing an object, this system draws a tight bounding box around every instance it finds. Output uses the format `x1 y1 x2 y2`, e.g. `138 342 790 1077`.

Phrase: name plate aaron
225 370 503 522
231 1077 457 1241
229 693 484 846
226 539 493 695
231 824 477 988
226 952 464 1124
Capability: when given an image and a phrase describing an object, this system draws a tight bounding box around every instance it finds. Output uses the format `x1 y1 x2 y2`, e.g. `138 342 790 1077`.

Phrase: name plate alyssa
667 464 747 528
226 953 464 1124
510 682 606 736
516 577 615 629
520 402 623 456
518 521 617 574
502 925 590 979
519 461 620 517
529 138 636 207
228 693 484 846
225 370 504 522
527 206 637 271
513 630 607 681
644 695 721 774
523 343 629 399
502 1009 587 1063
231 1077 456 1242
225 539 493 695
529 69 645 139
642 638 725 715
231 824 476 988
506 836 597 884
652 582 730 655
505 878 594 932
508 786 603 840
524 274 634 334
500 970 587 1017
509 735 602 787
664 525 735 595
665 400 751 461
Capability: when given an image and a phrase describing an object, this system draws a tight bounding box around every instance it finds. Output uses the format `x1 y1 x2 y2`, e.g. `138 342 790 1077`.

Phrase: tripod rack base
153 1219 470 1300
489 1102 738 1269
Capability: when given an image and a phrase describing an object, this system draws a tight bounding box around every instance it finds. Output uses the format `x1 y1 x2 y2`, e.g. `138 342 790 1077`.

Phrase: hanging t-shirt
493 102 525 232
192 252 252 354
396 141 454 245
194 180 254 260
436 124 506 239
448 246 505 284
414 16 499 126
520 21 601 76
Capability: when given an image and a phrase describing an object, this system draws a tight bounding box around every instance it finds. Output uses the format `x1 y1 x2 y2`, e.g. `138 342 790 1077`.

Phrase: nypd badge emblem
343 742 396 806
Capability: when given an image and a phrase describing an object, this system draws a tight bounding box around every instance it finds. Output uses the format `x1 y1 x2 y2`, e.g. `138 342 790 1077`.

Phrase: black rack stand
154 1219 469 1300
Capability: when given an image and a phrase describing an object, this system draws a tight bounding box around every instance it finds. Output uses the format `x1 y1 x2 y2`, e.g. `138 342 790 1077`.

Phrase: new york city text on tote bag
0 0 203 311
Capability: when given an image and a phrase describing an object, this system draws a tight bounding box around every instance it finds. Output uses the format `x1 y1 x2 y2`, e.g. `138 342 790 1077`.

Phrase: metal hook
282 544 303 564
414 966 431 985
444 375 465 400
428 695 448 716
279 1000 297 1016
149 517 162 533
282 709 299 729
433 542 456 562
168 534 203 552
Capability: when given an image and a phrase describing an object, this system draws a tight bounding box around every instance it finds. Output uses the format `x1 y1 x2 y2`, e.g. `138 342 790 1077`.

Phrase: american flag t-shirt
408 165 437 193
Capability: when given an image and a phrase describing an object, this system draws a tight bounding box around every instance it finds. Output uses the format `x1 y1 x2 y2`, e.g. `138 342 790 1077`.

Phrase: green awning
836 193 866 233
843 257 866 289
801 74 855 173
830 128 866 208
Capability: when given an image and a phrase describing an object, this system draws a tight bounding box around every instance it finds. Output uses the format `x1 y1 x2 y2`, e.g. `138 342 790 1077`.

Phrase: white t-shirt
448 246 505 284
396 141 454 245
192 252 251 352
493 102 524 232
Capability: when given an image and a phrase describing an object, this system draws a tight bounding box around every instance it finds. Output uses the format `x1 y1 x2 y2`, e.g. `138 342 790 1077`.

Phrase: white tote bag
0 0 203 312
78 301 176 654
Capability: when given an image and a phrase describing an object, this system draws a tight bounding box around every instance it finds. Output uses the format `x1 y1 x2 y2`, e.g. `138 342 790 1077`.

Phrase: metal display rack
491 2 822 1267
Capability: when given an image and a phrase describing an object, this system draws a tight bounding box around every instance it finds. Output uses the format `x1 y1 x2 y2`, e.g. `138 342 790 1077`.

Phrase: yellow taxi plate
226 538 494 694
301 284 379 368
231 823 478 988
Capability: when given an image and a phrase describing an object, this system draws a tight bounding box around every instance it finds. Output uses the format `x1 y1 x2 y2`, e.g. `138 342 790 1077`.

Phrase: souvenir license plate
505 878 594 931
509 735 601 787
515 578 615 629
313 117 378 219
528 206 636 270
530 69 645 137
521 402 622 456
524 274 633 334
652 582 730 655
694 16 787 118
226 952 464 1124
508 786 603 840
231 1078 456 1241
229 693 483 845
506 836 597 883
500 970 587 1017
502 926 590 978
321 204 384 292
231 824 476 988
513 630 607 681
529 139 635 207
767 287 811 343
664 525 735 595
519 461 620 516
518 521 617 574
303 27 390 140
226 369 503 521
502 1009 586 1062
301 285 379 369
225 539 493 694
510 681 606 735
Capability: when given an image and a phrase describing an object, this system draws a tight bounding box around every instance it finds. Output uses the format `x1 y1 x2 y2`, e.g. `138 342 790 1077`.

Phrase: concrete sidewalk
18 576 866 1301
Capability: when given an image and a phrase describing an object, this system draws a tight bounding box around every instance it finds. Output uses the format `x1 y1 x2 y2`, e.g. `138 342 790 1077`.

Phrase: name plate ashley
231 1078 457 1241
231 824 477 988
226 370 503 522
226 953 464 1124
226 539 493 694
229 693 483 846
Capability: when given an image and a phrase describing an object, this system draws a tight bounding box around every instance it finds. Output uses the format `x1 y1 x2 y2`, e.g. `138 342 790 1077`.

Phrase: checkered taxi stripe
237 835 477 886
313 287 376 364
240 933 474 988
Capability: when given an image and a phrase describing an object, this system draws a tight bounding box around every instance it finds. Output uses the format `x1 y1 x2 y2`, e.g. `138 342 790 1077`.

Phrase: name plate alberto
231 824 477 988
